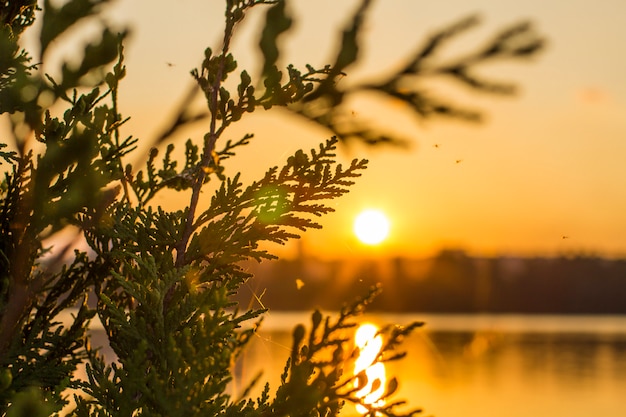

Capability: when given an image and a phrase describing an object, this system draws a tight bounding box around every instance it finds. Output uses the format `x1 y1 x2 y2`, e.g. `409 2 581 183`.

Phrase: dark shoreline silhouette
237 249 626 314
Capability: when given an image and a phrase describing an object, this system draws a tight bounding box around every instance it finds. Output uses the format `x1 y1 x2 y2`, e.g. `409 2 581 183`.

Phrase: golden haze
6 0 626 260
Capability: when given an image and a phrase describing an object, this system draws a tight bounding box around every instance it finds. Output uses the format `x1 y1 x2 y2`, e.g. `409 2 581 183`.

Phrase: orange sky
6 0 626 260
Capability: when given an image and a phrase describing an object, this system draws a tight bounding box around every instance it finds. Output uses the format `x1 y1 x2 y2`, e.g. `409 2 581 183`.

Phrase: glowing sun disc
354 210 390 245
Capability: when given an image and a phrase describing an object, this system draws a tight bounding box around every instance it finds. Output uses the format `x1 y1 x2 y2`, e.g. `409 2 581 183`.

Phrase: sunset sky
8 0 626 260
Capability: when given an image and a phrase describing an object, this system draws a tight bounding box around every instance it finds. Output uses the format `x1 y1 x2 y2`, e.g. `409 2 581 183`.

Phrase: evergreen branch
186 138 367 268
286 15 544 146
174 0 250 275
259 0 292 77
216 134 253 161
40 0 113 58
303 0 373 106
0 143 18 165
263 286 422 417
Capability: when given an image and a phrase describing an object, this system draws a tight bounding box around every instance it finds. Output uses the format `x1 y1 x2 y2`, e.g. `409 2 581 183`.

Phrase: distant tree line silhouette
238 250 626 314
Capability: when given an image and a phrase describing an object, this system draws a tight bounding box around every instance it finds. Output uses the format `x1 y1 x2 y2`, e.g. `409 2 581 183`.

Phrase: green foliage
268 286 424 417
0 0 38 116
0 1 543 416
295 9 545 146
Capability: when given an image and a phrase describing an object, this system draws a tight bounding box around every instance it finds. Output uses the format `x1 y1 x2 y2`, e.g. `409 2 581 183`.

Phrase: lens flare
354 323 386 413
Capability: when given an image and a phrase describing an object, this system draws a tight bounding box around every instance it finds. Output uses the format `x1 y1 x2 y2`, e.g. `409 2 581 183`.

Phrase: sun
353 209 390 245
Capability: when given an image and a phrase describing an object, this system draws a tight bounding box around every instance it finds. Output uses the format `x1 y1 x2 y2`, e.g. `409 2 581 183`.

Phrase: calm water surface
237 313 626 417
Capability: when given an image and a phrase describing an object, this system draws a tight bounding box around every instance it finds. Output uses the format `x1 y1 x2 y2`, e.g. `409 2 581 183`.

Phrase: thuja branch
263 286 423 417
289 13 545 145
185 137 367 266
167 1 276 309
173 4 242 270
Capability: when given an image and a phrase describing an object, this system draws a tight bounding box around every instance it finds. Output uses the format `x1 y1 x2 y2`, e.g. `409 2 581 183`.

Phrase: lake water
234 313 626 417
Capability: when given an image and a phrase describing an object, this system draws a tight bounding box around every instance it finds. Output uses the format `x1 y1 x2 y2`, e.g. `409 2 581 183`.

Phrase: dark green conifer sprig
290 4 545 146
187 138 367 265
0 0 38 124
0 1 132 413
159 0 544 150
0 144 18 165
79 252 265 417
74 135 369 416
262 285 423 417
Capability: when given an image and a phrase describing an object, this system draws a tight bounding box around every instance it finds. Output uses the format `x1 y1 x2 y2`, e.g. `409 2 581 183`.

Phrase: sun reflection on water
354 323 386 413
